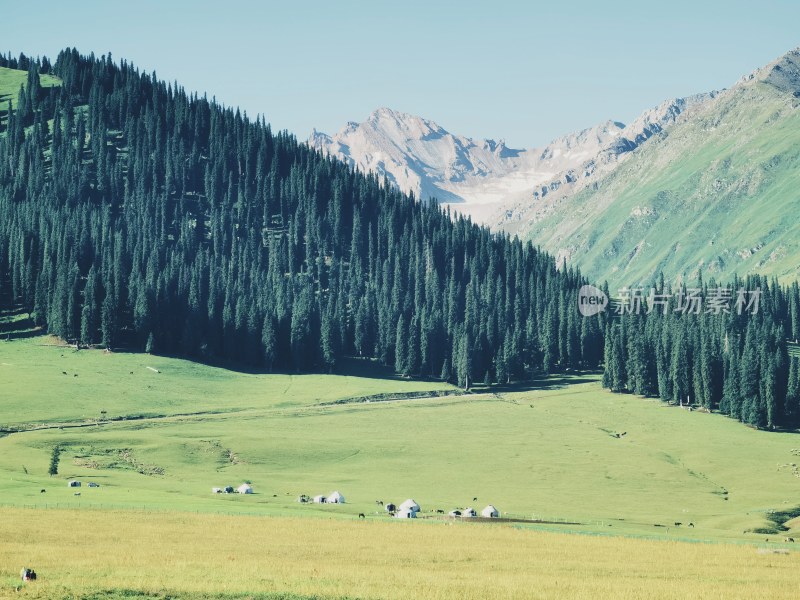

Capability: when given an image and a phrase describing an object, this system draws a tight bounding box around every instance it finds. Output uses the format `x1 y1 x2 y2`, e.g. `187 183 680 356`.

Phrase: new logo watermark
577 285 762 317
578 285 609 317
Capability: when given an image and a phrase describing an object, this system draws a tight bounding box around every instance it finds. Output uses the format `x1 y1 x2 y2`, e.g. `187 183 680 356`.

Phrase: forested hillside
0 50 603 386
603 276 800 429
1 49 798 430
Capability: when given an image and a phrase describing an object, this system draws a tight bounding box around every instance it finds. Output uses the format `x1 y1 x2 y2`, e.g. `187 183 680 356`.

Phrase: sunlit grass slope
523 78 800 287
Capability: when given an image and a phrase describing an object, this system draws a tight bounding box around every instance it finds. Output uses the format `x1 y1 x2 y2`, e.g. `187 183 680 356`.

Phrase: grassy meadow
2 321 800 598
3 507 800 600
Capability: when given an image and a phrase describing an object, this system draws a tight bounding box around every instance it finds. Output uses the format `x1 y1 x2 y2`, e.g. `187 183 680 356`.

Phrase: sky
3 1 800 148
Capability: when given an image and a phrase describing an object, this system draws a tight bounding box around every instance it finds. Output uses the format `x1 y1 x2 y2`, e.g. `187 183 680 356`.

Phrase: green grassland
522 79 800 288
2 318 800 597
1 330 799 537
0 66 60 113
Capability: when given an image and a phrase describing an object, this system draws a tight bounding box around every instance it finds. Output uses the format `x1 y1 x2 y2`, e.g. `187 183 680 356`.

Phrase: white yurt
462 507 477 517
326 491 345 504
481 505 500 518
237 483 253 494
313 494 327 503
399 499 420 513
395 509 417 518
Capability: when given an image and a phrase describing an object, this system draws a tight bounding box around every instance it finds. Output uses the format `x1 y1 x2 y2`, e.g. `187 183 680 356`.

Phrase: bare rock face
761 49 800 97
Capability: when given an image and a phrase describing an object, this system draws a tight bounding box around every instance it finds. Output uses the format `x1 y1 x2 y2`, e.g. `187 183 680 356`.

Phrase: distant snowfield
308 96 715 228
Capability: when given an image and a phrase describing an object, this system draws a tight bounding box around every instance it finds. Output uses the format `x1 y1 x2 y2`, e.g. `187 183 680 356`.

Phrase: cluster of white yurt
452 505 500 518
326 491 345 504
386 499 500 519
394 499 420 518
211 483 252 494
310 491 345 504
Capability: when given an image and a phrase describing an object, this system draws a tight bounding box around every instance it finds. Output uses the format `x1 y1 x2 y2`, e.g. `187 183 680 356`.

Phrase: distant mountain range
309 48 800 286
308 97 716 226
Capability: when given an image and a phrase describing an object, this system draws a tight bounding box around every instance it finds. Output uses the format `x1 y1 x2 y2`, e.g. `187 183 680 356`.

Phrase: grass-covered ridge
0 65 60 109
522 61 800 287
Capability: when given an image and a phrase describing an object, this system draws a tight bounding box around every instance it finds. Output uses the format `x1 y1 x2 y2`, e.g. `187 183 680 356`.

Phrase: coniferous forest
1 50 799 430
0 50 602 389
602 277 800 430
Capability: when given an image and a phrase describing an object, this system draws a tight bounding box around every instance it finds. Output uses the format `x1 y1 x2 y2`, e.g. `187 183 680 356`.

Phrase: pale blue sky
4 1 799 147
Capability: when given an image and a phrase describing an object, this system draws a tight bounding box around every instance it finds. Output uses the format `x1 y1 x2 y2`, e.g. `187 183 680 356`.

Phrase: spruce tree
48 445 60 476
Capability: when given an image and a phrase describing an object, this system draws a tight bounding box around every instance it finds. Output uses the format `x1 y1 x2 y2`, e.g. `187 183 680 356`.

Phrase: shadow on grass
1 326 43 340
0 310 43 340
0 306 30 319
0 318 600 394
106 346 416 381
472 371 603 395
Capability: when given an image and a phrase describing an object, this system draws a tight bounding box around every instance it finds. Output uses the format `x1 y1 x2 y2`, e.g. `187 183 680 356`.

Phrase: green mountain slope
521 50 800 287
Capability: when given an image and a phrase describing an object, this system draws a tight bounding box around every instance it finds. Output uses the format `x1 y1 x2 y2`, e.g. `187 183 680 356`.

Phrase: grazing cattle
688 523 694 528
375 500 383 506
436 509 445 514
674 522 682 526
786 538 795 543
358 513 365 519
62 371 67 375
74 492 81 496
40 489 46 493
73 374 78 377
473 497 478 502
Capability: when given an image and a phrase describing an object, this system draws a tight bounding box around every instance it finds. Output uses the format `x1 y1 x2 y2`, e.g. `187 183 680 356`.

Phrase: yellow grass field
2 507 799 600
